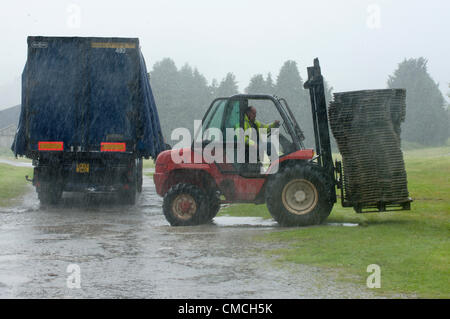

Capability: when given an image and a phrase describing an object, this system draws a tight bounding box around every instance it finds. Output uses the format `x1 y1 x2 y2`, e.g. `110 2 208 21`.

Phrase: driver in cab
241 106 280 158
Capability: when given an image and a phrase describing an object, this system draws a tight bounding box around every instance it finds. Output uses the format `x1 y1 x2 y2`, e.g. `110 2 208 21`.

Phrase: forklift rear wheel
207 190 220 220
265 164 333 226
163 183 212 226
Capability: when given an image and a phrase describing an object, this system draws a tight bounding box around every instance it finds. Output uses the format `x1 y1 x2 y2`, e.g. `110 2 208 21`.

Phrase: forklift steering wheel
268 120 284 138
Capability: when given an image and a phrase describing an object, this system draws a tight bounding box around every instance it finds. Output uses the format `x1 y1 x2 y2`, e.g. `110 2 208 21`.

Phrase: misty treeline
387 58 449 146
150 57 449 148
149 58 331 149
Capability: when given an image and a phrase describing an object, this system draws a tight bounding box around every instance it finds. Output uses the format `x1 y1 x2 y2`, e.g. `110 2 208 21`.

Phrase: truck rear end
12 36 165 205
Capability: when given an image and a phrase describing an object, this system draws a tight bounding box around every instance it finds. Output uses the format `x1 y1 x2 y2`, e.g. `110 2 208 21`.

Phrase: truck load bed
12 36 165 159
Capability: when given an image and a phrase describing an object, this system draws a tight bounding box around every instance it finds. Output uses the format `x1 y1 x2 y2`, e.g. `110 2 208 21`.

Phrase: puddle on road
327 222 359 227
213 217 359 228
213 216 278 228
0 274 30 286
325 223 359 227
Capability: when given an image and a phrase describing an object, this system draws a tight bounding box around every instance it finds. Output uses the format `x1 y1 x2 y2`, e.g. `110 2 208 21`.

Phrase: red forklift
153 59 410 226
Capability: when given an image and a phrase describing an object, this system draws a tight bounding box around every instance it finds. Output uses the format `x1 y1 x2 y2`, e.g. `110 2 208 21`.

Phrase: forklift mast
303 59 337 202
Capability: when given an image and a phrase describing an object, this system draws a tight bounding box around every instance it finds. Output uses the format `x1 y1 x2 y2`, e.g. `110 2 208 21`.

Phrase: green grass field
0 164 33 207
0 147 15 158
219 146 450 298
143 159 155 169
143 159 155 177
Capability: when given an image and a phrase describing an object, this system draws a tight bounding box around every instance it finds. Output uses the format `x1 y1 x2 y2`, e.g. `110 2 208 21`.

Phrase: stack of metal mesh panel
328 89 410 209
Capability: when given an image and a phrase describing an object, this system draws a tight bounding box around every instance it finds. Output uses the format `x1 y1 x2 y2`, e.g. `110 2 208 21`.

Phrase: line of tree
150 57 448 148
149 58 241 141
387 57 449 146
149 58 330 148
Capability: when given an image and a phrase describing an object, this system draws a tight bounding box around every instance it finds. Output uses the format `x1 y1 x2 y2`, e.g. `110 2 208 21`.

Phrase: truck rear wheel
137 159 143 193
120 161 137 205
163 183 214 226
37 183 62 206
265 164 333 226
120 183 136 205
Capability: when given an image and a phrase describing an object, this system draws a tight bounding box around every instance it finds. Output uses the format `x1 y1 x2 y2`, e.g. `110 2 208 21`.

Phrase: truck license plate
76 163 89 173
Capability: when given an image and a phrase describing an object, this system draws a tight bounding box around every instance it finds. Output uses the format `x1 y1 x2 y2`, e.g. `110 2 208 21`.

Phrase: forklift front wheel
281 179 319 215
266 164 333 226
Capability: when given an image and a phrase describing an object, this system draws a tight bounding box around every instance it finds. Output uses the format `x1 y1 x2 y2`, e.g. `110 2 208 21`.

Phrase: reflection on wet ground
0 177 378 298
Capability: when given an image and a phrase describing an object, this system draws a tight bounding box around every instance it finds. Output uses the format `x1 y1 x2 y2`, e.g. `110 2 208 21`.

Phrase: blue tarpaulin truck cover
12 36 165 159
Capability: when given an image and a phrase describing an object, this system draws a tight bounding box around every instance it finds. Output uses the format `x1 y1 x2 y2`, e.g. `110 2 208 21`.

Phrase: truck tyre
163 183 213 226
121 183 136 205
38 183 62 206
120 162 137 205
265 164 333 226
137 159 143 193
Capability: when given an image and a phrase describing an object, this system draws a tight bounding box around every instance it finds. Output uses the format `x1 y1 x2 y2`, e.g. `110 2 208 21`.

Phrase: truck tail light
101 142 126 152
38 141 64 151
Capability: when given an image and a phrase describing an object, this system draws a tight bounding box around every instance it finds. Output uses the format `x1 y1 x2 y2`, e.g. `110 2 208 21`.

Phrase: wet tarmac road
0 175 378 298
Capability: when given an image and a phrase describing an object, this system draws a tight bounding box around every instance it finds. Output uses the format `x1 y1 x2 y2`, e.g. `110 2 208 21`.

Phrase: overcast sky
0 0 449 109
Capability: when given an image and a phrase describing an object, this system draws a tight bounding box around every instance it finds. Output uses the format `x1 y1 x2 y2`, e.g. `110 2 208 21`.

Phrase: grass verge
0 163 33 207
143 159 155 177
0 147 14 157
218 146 450 298
143 159 155 169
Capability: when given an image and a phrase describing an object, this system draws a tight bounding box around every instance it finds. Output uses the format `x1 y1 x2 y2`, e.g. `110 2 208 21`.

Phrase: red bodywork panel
153 147 314 202
266 149 315 174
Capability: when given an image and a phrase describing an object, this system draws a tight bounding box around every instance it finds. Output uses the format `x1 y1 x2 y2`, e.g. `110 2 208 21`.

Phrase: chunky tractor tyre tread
206 190 221 220
163 183 215 226
265 164 333 226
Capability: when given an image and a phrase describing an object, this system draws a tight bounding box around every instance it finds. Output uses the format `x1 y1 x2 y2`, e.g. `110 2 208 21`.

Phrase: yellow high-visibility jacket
235 114 277 146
